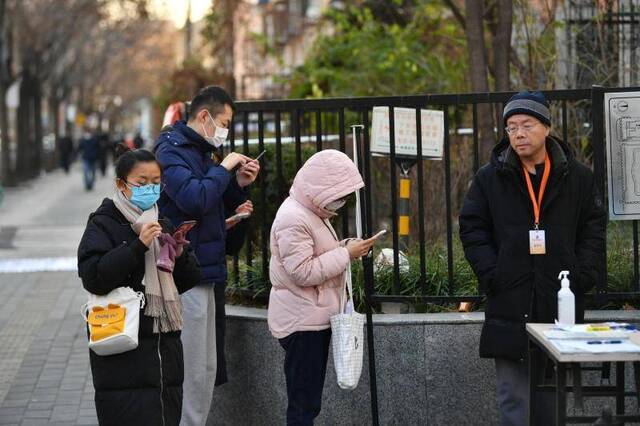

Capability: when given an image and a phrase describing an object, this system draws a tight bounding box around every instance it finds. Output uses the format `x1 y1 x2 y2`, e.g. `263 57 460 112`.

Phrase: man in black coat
459 91 606 426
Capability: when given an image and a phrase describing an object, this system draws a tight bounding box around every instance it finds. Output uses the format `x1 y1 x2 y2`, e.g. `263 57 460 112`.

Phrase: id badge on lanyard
523 154 550 255
529 230 546 255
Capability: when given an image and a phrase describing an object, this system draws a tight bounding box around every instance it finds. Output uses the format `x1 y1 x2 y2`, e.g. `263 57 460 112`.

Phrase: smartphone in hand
158 218 174 234
175 220 197 236
227 211 251 222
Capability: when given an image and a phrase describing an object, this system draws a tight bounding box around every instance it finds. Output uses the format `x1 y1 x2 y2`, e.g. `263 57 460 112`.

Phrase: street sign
605 91 640 220
370 106 444 159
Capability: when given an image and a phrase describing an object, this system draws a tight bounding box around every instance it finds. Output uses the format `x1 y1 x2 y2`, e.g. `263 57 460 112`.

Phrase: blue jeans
83 159 96 190
279 330 331 426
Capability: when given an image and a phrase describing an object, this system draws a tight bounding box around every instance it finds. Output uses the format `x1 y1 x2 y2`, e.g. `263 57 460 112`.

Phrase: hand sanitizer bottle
557 271 575 325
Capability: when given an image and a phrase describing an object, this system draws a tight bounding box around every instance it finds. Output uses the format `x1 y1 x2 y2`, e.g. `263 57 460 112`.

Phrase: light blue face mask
127 183 161 210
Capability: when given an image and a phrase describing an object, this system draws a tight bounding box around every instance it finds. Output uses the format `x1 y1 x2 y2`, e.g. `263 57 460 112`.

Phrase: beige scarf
113 190 182 333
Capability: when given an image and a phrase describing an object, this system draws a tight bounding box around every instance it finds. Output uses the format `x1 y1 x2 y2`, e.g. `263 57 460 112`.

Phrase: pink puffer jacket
267 150 364 338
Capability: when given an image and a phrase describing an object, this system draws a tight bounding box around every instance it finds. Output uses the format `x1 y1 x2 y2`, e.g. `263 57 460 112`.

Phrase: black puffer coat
78 198 201 425
459 137 606 361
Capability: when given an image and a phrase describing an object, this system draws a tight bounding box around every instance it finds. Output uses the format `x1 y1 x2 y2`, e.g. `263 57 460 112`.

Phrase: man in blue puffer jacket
155 86 259 426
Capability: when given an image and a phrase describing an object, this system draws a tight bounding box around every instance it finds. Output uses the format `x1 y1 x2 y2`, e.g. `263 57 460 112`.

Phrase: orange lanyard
522 153 550 229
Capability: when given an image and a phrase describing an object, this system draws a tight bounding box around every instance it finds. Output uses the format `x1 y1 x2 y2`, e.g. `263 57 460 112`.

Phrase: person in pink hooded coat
268 149 375 425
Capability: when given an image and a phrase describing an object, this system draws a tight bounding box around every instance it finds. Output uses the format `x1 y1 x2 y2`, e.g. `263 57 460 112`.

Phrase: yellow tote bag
82 287 145 356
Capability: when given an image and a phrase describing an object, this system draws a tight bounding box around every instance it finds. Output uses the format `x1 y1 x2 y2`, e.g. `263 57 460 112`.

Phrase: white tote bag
330 264 365 390
81 287 145 356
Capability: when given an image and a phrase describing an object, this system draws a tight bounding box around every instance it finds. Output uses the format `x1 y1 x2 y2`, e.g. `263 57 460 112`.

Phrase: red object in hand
156 232 190 273
157 233 177 273
172 230 189 258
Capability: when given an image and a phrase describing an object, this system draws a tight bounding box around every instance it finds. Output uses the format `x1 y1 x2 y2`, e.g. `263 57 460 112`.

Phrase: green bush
227 223 639 312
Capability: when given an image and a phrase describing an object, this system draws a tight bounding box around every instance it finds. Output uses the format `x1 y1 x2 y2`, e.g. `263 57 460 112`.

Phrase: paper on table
545 323 636 340
550 339 640 354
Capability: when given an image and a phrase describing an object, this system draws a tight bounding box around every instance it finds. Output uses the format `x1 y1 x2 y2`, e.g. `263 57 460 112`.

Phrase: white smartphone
372 229 387 239
227 211 251 222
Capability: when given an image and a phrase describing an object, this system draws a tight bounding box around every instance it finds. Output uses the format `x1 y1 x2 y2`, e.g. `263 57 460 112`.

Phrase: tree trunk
222 0 235 97
465 0 495 161
492 0 512 92
50 95 60 170
32 75 42 175
16 72 29 180
0 79 12 186
491 0 512 134
16 68 38 180
0 0 12 186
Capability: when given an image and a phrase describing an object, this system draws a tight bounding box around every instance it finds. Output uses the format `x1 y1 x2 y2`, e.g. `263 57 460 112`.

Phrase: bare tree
0 0 153 182
464 0 496 159
490 0 512 92
0 0 12 185
444 0 515 160
202 0 237 96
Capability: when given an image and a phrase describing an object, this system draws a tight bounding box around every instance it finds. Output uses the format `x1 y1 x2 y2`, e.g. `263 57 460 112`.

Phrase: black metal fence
227 86 640 424
228 86 640 305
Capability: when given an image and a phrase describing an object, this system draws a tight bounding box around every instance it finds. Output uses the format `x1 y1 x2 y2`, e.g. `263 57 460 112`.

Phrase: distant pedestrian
58 135 73 174
134 132 144 149
97 132 110 177
124 133 135 150
78 130 99 191
78 145 201 426
162 102 187 127
268 150 377 425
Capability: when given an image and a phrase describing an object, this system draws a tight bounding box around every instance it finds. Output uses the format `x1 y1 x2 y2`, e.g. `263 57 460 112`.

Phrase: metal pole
352 124 364 239
359 112 379 426
591 85 606 303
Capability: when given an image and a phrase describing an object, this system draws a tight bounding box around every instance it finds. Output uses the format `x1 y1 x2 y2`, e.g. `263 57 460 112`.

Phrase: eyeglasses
125 181 166 194
505 122 540 135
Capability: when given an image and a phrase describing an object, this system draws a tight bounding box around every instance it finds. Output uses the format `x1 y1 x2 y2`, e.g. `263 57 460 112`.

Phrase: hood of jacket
289 149 364 219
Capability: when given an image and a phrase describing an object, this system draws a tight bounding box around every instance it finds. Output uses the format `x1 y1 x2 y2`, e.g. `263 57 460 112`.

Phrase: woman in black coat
78 147 201 426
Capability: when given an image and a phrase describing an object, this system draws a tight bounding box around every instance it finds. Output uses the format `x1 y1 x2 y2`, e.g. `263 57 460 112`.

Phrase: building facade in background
181 0 335 100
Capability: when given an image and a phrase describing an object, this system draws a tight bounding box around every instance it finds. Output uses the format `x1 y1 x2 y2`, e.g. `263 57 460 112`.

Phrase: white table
526 323 640 425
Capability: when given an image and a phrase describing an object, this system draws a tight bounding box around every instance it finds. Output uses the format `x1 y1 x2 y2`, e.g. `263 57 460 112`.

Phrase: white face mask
325 199 346 211
202 111 229 148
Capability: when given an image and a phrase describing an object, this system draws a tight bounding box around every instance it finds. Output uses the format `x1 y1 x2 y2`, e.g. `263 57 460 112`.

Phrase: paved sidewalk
0 163 114 425
0 272 96 425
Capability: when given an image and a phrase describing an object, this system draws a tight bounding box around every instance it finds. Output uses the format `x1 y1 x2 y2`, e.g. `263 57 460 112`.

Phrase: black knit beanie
503 91 551 127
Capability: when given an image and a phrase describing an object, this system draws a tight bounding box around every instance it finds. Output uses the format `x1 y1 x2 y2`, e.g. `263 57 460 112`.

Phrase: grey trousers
180 285 217 426
495 358 555 426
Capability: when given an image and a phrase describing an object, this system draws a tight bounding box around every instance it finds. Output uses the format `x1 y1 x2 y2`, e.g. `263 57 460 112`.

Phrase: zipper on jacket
539 171 569 218
157 333 166 426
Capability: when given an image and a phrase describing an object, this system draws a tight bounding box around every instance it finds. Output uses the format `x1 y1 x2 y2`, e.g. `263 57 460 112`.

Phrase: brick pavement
0 272 96 425
0 164 111 425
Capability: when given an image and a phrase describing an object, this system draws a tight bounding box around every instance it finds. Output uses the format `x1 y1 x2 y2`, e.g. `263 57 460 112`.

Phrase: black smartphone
158 218 174 234
175 220 197 236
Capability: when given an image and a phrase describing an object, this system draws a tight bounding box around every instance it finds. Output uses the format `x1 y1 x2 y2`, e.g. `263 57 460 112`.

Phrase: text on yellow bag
88 304 127 342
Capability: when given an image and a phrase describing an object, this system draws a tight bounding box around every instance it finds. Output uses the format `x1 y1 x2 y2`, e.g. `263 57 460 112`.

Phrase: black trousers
279 329 332 426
